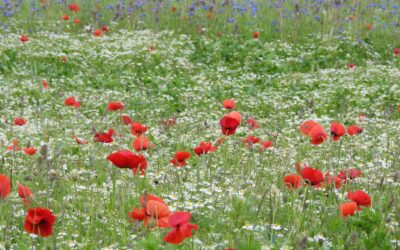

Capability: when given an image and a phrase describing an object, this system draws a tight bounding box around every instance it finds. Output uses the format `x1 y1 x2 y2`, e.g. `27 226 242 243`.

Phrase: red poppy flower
61 14 70 21
321 172 341 189
299 120 318 136
366 23 373 30
194 142 217 155
20 34 29 42
68 3 80 12
18 184 32 199
338 168 362 181
129 194 171 228
42 79 49 89
330 122 346 141
24 207 56 237
94 129 114 143
170 151 191 167
260 140 273 150
64 96 80 108
130 122 148 136
283 174 302 189
339 202 357 218
6 140 21 151
347 190 371 209
101 25 110 32
295 162 302 175
73 135 88 144
220 116 240 135
226 111 242 124
107 150 147 175
93 29 103 37
309 125 327 145
107 101 124 111
18 184 33 206
163 211 199 245
301 166 324 186
243 135 260 147
23 147 37 155
14 117 26 126
0 174 11 199
347 125 363 136
73 18 81 24
246 118 260 130
222 99 236 109
133 136 154 151
253 31 259 39
394 48 400 57
216 137 227 145
347 63 356 69
121 115 133 125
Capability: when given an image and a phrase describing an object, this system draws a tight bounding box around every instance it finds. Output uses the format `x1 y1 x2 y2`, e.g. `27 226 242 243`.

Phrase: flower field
0 1 400 249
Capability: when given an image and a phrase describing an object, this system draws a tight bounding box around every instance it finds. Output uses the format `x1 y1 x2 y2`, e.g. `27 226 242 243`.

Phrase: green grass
0 1 400 249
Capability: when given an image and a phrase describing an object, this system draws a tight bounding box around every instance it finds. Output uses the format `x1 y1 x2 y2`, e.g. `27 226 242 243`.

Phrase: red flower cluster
23 147 37 155
130 122 148 136
0 174 11 199
170 151 191 167
220 115 240 135
339 190 371 217
18 184 33 205
6 140 21 151
14 117 27 126
121 114 132 125
20 34 29 42
94 129 115 143
129 194 171 228
284 165 343 189
253 31 259 39
246 118 260 130
242 135 260 147
300 120 327 145
24 207 56 237
61 14 70 21
330 122 346 141
393 48 400 57
107 150 147 175
133 136 154 151
301 120 363 145
107 101 124 111
163 211 199 244
338 168 362 182
65 96 80 108
222 99 236 109
194 142 217 155
69 3 80 12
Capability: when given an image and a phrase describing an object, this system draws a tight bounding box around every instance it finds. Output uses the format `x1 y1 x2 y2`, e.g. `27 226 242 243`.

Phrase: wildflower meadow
0 0 399 249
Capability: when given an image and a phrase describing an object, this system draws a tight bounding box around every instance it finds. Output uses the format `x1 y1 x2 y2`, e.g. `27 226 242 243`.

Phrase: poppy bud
49 169 57 181
40 144 48 160
271 184 280 196
295 234 308 250
393 171 400 182
70 169 80 182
